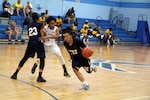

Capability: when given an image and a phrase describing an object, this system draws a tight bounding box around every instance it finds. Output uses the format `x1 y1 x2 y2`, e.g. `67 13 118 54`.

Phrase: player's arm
40 25 47 40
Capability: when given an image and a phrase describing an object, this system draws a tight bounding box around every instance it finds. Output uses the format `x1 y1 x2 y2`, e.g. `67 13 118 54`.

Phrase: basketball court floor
0 43 150 100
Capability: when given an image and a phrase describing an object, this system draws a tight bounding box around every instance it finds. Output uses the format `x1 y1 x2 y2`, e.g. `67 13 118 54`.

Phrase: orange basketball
82 47 93 58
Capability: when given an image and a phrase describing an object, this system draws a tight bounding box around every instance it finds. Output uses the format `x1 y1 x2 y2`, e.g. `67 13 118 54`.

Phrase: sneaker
36 77 46 82
15 40 19 44
64 71 71 77
92 66 97 72
80 84 90 90
8 40 12 44
11 74 17 80
31 63 37 74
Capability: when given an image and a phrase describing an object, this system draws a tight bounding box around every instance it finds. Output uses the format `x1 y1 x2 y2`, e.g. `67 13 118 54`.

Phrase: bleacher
95 19 141 43
0 10 142 44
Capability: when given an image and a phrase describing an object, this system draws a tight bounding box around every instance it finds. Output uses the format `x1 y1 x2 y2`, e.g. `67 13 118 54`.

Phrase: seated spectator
83 20 89 29
5 20 19 44
13 0 23 16
56 16 63 28
91 28 102 42
71 21 78 37
23 14 31 25
91 28 100 37
65 7 76 24
103 28 115 45
38 12 46 24
23 1 32 17
3 0 14 15
80 26 89 45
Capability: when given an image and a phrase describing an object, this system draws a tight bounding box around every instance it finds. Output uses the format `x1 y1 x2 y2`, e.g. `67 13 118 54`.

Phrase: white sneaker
92 66 97 72
79 84 90 90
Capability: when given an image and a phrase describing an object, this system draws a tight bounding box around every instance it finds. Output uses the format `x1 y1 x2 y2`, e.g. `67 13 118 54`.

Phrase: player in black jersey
63 28 96 90
11 12 46 82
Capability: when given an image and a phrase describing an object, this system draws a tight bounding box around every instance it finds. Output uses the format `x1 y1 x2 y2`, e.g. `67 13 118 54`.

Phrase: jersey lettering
68 49 78 55
28 27 38 36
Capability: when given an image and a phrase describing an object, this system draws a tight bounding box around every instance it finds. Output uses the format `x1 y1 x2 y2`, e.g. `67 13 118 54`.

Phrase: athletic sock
39 72 42 78
62 65 67 72
14 69 19 75
82 81 89 86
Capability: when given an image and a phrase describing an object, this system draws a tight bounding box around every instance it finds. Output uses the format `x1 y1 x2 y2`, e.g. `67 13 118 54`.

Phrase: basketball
82 47 93 58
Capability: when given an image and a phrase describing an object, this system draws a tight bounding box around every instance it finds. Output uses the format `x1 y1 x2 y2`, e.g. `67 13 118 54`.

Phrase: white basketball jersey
44 26 58 46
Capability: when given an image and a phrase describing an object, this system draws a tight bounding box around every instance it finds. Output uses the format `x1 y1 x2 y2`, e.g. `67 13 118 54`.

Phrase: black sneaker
15 40 19 44
31 63 37 74
21 39 25 44
8 40 12 44
11 74 17 80
64 71 71 77
37 77 46 82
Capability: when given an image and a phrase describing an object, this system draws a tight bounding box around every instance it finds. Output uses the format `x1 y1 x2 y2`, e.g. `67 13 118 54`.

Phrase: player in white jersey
31 16 70 77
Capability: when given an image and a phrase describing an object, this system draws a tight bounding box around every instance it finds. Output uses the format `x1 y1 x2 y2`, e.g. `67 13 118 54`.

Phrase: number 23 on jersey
28 27 38 36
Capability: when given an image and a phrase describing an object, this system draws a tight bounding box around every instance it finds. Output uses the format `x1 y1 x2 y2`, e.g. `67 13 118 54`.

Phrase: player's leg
103 35 108 44
73 67 89 90
31 45 48 74
36 57 46 82
11 44 37 79
51 45 70 77
6 31 12 44
31 60 39 74
83 58 97 73
111 34 116 44
84 35 89 46
16 8 20 16
11 55 29 79
36 43 46 82
14 30 19 44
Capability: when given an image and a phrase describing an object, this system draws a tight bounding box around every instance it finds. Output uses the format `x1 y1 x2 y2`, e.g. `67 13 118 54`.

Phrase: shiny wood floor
0 43 150 100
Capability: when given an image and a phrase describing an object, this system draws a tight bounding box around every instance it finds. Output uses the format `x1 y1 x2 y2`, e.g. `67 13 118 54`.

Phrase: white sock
82 81 89 86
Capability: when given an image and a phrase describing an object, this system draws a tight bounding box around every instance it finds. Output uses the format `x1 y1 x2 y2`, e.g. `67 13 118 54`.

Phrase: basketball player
63 27 96 90
31 16 70 77
11 12 46 82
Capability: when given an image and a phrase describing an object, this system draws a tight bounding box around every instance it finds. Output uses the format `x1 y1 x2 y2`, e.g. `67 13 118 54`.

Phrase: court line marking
0 74 58 100
91 59 150 73
92 60 136 73
91 59 150 67
98 63 135 73
122 96 150 100
110 61 150 67
96 71 150 83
